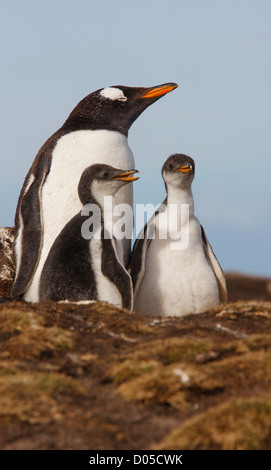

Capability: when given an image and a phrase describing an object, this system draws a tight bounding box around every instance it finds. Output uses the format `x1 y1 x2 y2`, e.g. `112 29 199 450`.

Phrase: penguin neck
166 185 194 218
83 189 119 221
93 192 126 267
62 119 129 137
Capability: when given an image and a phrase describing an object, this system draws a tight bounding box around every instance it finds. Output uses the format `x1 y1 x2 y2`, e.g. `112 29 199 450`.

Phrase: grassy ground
0 298 271 449
1 227 271 449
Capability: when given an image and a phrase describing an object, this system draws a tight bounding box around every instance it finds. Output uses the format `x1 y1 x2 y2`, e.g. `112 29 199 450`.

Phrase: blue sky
1 0 271 277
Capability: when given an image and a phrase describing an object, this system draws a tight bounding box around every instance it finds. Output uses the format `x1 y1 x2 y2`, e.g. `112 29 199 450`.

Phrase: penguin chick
129 154 227 316
39 164 139 310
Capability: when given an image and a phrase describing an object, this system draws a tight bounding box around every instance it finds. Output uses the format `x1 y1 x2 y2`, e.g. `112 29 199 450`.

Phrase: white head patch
100 87 127 102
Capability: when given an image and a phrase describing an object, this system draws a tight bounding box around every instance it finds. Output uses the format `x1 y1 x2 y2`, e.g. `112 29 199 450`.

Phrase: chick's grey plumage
39 164 138 309
129 154 227 316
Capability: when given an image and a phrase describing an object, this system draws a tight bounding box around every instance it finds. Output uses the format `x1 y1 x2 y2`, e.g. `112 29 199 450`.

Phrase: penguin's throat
166 186 194 217
90 185 119 216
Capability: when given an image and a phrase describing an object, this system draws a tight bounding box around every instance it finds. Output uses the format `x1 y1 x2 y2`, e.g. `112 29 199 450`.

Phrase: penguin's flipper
128 225 150 297
102 232 133 311
11 160 51 298
201 225 228 303
129 202 166 297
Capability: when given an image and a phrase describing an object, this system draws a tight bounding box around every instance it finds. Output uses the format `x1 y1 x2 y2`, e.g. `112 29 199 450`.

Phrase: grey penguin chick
11 83 178 302
129 154 227 316
39 164 139 309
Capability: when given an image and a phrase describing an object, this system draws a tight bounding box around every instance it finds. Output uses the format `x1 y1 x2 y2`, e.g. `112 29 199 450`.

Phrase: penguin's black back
39 212 97 302
39 210 133 308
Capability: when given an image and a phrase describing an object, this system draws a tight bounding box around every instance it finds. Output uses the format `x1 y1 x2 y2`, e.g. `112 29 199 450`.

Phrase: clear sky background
1 0 270 277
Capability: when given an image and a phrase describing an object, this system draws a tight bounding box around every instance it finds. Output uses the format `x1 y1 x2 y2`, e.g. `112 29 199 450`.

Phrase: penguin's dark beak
175 165 193 174
141 83 178 99
113 170 140 182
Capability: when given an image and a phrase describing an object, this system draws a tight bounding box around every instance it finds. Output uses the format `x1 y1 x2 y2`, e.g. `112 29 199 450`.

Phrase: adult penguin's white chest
24 129 134 303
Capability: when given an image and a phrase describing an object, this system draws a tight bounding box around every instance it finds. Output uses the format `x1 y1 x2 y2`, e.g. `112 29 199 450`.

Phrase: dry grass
211 300 271 316
125 337 214 364
0 370 85 424
0 306 74 359
111 335 271 409
1 298 271 449
115 362 222 409
153 396 271 450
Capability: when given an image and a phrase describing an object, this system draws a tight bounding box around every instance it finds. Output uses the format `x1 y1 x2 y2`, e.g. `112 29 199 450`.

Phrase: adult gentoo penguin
129 154 227 316
39 163 139 308
11 82 178 302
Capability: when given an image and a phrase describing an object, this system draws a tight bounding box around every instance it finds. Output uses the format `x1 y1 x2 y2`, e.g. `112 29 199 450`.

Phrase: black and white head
62 83 178 136
162 154 195 191
78 164 139 205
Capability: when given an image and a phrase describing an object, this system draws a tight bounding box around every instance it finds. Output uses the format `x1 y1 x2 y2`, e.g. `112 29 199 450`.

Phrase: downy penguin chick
129 154 227 316
39 164 139 309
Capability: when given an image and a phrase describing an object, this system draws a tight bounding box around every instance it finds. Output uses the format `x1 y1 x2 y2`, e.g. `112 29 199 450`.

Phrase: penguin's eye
168 163 174 170
102 172 110 179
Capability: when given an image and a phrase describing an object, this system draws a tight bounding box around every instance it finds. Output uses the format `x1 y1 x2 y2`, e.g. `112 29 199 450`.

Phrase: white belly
24 129 134 302
134 217 220 316
90 237 123 308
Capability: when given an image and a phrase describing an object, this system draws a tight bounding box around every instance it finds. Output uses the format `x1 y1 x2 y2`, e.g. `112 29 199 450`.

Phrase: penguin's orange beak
175 165 193 174
141 83 178 99
113 170 140 182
